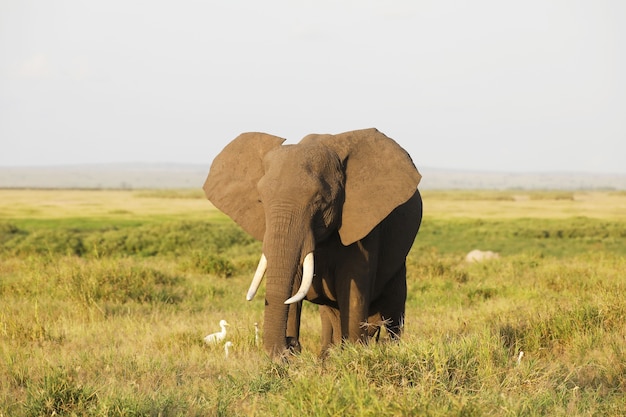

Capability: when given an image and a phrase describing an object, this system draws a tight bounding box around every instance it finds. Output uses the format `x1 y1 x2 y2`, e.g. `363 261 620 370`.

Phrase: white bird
517 350 524 366
254 322 259 347
224 341 233 358
204 319 229 344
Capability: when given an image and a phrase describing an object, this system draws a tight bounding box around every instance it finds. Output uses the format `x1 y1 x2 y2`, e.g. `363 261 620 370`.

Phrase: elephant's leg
319 305 341 356
378 264 407 340
286 300 302 353
320 306 333 353
336 238 377 344
337 275 370 344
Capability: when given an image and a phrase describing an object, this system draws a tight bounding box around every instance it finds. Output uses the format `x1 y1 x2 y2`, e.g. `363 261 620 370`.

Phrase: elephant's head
203 128 421 358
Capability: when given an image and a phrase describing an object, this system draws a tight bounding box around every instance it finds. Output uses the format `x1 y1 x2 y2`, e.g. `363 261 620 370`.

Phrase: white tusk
285 252 314 305
246 254 267 301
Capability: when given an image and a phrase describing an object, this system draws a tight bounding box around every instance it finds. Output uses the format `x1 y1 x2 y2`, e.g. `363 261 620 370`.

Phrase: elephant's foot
267 338 301 363
360 320 382 342
286 336 302 354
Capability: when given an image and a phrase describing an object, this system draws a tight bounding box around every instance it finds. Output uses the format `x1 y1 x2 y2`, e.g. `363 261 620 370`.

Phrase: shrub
87 221 256 258
0 222 21 240
4 228 87 256
185 252 235 277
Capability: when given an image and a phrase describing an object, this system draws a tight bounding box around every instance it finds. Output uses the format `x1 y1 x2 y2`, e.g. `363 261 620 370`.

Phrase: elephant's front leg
319 305 341 356
336 237 377 344
337 273 371 344
286 300 302 353
320 305 333 354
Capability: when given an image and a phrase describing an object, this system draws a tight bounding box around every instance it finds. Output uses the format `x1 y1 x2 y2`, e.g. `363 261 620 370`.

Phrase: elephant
203 128 422 359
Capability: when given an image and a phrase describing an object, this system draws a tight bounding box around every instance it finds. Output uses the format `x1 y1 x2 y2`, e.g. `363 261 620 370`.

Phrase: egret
224 341 233 358
254 322 259 347
204 319 229 344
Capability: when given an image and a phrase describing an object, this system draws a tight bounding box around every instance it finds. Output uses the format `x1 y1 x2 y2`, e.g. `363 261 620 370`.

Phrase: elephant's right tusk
284 252 314 305
246 253 267 301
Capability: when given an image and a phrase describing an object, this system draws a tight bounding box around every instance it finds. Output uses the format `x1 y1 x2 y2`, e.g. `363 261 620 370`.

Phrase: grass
0 189 625 416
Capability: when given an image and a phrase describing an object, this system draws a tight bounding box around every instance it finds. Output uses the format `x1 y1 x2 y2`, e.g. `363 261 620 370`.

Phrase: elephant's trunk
260 211 315 359
263 262 296 358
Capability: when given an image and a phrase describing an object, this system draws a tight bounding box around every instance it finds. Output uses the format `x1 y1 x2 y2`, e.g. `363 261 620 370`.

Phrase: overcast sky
1 1 624 173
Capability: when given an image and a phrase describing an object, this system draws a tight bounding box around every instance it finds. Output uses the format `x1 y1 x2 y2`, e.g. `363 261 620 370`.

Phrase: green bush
88 221 256 258
2 227 87 256
1 221 259 260
0 222 22 242
186 252 235 277
4 217 624 260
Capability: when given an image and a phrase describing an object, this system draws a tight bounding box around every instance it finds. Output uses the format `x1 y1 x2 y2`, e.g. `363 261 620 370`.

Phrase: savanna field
0 189 625 416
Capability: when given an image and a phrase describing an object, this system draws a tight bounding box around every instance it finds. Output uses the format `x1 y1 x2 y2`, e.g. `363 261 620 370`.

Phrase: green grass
415 217 626 257
1 190 625 416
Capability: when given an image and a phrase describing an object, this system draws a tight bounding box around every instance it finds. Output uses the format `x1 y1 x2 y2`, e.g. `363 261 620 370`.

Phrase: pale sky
1 1 625 173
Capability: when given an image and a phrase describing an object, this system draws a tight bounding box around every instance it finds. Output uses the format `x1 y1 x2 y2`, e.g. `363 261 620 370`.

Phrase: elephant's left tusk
284 252 314 305
246 253 267 301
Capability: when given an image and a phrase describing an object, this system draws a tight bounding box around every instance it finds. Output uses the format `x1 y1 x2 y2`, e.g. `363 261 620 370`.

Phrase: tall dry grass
0 190 625 416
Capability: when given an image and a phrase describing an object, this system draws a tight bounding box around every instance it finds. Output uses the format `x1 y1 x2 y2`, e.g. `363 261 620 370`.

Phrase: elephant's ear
301 128 421 246
203 132 286 241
